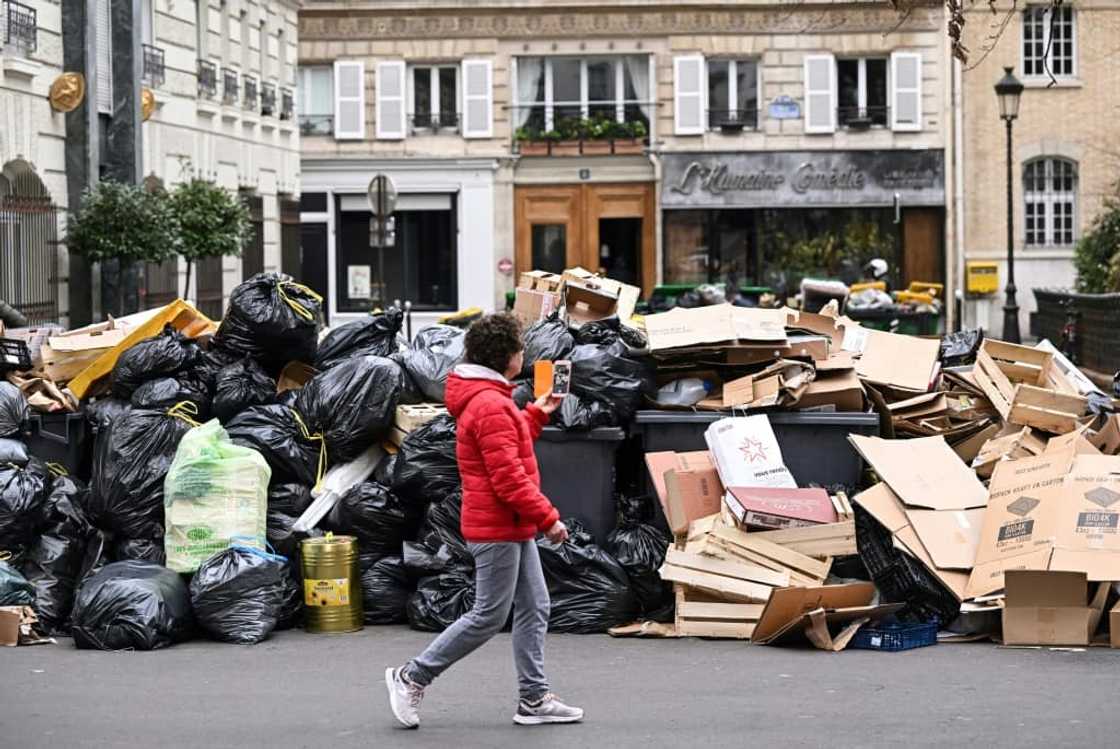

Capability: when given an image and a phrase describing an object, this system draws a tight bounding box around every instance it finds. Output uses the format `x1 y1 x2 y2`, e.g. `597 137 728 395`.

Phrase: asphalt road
3 627 1119 748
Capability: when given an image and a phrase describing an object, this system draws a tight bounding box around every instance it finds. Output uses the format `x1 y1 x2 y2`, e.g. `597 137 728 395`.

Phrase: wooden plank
1008 404 1080 435
676 620 755 639
751 520 855 545
659 564 773 603
711 526 832 581
704 538 822 586
1015 384 1088 415
678 601 764 621
974 349 1015 416
664 548 790 587
983 339 1051 369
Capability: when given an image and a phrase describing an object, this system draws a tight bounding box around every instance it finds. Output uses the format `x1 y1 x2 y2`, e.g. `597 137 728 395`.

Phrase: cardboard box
518 270 563 293
645 451 724 535
560 267 640 322
513 287 561 327
721 359 814 409
848 435 988 511
973 339 1087 434
1001 570 1109 646
751 582 904 651
724 486 837 531
563 282 617 327
798 368 863 413
1111 602 1120 648
724 335 831 365
0 606 49 647
277 361 317 394
643 304 788 352
855 329 940 393
967 449 1120 598
853 483 970 601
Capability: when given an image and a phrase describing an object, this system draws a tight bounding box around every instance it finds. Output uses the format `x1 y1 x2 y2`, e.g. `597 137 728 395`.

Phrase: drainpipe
953 53 966 332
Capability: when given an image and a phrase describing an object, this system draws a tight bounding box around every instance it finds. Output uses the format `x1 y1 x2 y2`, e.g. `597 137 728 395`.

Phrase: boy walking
385 313 583 728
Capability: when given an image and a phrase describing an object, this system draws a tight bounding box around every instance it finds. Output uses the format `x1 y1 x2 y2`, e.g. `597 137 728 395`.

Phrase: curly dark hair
464 312 524 374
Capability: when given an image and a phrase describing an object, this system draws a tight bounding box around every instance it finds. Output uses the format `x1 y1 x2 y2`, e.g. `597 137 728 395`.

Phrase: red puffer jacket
444 366 560 542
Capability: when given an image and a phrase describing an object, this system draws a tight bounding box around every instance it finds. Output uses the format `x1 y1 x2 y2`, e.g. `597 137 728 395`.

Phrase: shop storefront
300 158 499 329
660 150 946 294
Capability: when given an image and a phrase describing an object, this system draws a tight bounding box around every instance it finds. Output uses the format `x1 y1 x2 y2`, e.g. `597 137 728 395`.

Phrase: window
1024 157 1077 247
410 65 458 131
837 57 888 127
707 60 759 130
298 65 333 135
515 56 651 135
1023 5 1075 78
3 0 39 55
663 210 757 286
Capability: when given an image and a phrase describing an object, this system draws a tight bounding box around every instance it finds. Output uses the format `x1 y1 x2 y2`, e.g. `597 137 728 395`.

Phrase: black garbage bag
130 376 212 420
511 380 533 409
0 382 27 437
0 459 51 556
78 528 111 583
266 510 308 561
112 537 166 566
573 317 648 349
275 562 303 630
605 496 672 617
268 482 314 516
552 394 615 431
323 482 419 558
190 546 287 644
276 389 300 409
416 492 468 564
193 346 241 395
211 272 323 374
360 554 413 625
110 325 202 398
0 560 35 605
19 475 94 632
71 560 194 650
372 453 397 487
396 325 465 403
296 356 403 464
537 521 639 633
391 414 460 504
566 342 655 426
520 315 574 379
88 406 196 539
86 398 131 436
212 358 276 423
406 568 475 632
315 308 404 370
0 437 29 465
1087 391 1117 418
940 328 984 368
402 540 460 577
227 405 323 488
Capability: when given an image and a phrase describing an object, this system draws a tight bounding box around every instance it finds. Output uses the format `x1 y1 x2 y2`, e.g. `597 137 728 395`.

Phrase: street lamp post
995 66 1025 344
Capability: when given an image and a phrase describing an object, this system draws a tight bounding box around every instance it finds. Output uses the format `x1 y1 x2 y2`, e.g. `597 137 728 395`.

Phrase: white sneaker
385 667 424 728
513 693 584 725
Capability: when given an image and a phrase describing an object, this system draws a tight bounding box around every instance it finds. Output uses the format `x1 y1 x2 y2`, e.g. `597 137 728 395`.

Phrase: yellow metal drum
300 534 363 633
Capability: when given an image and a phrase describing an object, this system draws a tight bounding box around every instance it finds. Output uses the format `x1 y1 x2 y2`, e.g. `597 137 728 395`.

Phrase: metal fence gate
196 254 224 320
0 183 60 325
241 193 264 281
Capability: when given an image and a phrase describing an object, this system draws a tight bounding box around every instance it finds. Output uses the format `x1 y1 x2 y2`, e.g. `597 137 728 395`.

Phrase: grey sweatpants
404 540 551 701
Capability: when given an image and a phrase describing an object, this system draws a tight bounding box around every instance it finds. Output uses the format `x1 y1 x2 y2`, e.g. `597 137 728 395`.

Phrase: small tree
168 179 251 296
1074 184 1120 293
66 180 178 314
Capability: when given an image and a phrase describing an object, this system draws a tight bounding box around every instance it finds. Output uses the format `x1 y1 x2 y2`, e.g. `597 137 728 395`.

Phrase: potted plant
168 177 251 298
515 126 549 156
549 118 582 156
612 120 647 154
580 116 614 155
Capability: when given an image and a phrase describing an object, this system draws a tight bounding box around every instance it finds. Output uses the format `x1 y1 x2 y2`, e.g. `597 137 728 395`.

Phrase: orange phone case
534 360 554 398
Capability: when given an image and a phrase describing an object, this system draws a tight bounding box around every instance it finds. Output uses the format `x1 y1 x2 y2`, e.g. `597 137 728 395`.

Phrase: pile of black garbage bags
0 272 671 650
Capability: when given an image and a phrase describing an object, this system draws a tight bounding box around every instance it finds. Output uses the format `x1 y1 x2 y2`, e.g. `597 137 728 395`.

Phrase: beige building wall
299 0 951 316
1 0 70 321
145 0 301 308
959 0 1120 335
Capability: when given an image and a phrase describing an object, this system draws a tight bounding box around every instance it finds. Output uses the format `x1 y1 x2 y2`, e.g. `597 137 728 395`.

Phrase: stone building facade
298 0 955 329
958 0 1120 336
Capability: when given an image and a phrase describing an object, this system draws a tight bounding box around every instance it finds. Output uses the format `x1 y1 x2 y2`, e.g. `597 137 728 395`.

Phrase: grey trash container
535 426 625 545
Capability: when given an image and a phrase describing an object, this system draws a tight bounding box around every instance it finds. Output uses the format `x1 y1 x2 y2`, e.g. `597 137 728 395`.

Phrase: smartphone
533 360 554 399
552 360 572 396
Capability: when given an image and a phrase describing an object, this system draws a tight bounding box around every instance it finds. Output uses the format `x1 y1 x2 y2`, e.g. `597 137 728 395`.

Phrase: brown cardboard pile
512 267 639 329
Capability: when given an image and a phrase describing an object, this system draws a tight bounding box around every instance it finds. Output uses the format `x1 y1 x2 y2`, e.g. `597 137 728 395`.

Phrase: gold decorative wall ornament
142 88 157 121
48 73 85 113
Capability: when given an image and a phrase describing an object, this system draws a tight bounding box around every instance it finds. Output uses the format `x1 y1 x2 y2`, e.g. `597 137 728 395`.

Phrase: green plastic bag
0 560 35 605
164 419 271 573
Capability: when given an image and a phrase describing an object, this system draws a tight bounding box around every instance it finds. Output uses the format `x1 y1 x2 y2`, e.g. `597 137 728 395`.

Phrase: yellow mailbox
966 261 999 295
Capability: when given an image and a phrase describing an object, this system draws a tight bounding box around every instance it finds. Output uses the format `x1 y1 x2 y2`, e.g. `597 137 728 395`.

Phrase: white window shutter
673 55 705 135
891 51 923 132
95 0 113 114
333 60 366 140
803 54 836 134
461 59 493 139
375 60 406 140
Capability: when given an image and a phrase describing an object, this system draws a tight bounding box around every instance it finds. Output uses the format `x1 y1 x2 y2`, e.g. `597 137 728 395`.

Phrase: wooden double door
515 183 656 294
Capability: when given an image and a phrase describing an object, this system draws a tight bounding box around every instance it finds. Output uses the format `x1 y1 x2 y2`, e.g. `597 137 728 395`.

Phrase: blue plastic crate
850 620 938 652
